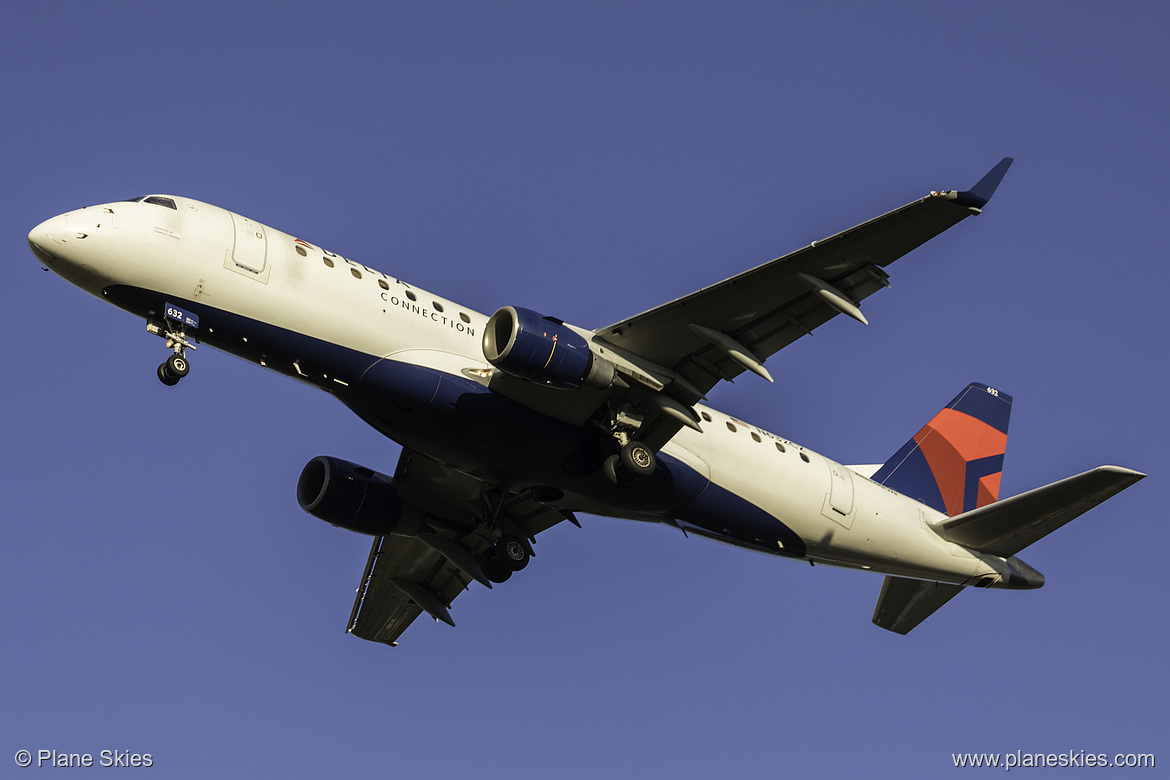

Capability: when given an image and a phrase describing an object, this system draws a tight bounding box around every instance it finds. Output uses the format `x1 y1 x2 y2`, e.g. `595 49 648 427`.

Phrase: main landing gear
585 400 662 488
603 439 657 487
477 534 531 584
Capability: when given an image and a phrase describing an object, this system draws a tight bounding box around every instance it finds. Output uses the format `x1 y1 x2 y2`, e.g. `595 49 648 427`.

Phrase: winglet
954 157 1014 209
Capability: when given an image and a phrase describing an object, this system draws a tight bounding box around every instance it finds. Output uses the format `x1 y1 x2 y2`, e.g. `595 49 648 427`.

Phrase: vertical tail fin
871 383 1012 516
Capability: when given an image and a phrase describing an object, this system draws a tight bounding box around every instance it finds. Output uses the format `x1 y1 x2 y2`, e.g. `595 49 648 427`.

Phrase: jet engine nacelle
482 305 614 388
296 456 403 536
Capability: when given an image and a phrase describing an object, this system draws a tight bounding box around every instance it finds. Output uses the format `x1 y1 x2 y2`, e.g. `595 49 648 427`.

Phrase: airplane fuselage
29 195 1028 592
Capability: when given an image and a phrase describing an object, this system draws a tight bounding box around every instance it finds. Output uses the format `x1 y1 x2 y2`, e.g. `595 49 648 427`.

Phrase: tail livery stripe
872 384 1013 516
965 454 1004 514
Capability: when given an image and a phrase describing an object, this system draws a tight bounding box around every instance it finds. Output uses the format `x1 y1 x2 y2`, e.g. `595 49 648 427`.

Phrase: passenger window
799 452 810 463
295 245 307 257
751 432 761 443
726 422 737 432
378 279 389 290
775 442 786 454
433 302 444 313
323 257 334 268
405 290 417 301
700 411 711 422
351 268 362 279
459 312 470 323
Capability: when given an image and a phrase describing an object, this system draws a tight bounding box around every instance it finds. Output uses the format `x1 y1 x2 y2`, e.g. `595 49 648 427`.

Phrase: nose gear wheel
157 363 180 386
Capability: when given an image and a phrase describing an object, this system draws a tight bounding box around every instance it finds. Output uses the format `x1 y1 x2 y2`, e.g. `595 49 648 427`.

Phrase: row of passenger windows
118 201 468 324
698 410 810 462
296 242 472 324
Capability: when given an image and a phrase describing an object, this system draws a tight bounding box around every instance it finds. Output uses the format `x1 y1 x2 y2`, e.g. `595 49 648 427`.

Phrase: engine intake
482 306 613 388
297 456 403 535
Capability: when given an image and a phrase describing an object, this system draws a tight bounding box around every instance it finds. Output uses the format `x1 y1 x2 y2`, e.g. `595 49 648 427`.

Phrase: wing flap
347 534 472 646
930 465 1145 558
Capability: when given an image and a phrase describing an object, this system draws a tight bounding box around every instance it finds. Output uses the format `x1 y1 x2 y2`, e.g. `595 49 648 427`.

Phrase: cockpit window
143 196 178 210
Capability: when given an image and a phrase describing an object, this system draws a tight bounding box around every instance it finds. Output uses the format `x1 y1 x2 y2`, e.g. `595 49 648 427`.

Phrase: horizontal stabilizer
931 466 1145 557
872 576 965 635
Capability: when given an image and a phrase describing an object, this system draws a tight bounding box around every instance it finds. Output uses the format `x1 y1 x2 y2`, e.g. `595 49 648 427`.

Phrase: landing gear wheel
494 535 530 572
479 548 512 584
157 363 180 386
166 353 190 378
603 454 638 489
620 440 656 477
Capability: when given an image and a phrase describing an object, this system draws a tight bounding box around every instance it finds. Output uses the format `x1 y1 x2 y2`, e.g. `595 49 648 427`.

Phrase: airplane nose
28 213 67 265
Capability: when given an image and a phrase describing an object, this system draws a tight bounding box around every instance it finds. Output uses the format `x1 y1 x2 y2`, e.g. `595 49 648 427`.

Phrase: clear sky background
2 2 1165 777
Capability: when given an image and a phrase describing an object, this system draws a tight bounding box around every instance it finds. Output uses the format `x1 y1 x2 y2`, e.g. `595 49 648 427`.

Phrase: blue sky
2 2 1165 777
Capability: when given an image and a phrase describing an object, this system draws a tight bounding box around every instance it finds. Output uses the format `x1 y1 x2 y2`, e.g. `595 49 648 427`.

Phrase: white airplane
28 159 1143 644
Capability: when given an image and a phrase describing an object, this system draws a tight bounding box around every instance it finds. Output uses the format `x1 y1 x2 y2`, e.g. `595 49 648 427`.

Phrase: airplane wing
347 533 466 644
593 159 1013 449
346 448 573 646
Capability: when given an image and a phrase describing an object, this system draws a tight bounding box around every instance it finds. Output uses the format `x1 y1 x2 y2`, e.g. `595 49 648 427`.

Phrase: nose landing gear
147 306 197 387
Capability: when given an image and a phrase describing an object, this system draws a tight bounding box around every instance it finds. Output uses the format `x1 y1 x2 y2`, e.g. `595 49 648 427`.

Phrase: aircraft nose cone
28 213 67 264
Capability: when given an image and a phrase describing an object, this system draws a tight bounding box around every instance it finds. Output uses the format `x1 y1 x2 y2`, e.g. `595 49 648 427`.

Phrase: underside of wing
348 533 468 645
344 448 573 646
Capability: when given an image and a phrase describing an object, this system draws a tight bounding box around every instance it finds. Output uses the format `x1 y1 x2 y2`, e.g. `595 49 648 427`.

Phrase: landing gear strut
591 400 660 487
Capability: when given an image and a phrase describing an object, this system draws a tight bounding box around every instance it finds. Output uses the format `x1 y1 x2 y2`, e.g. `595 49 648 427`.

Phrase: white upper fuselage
29 195 1012 587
